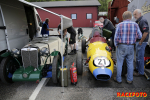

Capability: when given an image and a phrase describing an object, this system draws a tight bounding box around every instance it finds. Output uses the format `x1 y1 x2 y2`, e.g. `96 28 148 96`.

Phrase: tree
98 0 112 12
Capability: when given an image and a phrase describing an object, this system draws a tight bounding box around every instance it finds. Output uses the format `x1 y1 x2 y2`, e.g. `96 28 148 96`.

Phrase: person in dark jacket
99 17 116 50
133 9 149 76
67 26 77 55
41 18 53 36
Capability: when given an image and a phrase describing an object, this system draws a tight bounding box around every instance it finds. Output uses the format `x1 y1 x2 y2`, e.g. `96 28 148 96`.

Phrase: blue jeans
136 42 147 75
116 44 134 82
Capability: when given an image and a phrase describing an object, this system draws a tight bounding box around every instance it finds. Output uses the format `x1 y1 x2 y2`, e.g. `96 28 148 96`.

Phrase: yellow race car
76 27 127 81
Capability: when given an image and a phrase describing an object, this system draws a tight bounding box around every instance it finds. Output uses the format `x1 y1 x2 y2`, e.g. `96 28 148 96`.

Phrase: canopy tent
19 0 73 30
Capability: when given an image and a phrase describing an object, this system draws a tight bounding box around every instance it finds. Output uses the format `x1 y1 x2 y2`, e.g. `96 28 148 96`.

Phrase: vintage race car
0 36 68 84
76 27 127 81
76 27 114 81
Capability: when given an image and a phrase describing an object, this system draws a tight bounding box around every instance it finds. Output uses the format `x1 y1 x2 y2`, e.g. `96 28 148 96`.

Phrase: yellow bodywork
87 41 114 74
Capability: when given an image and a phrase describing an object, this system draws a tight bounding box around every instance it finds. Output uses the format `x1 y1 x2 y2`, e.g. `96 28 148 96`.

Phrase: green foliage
98 0 112 12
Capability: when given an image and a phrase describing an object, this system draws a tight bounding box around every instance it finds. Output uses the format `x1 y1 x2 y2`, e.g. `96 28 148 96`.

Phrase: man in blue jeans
133 9 149 76
114 11 142 84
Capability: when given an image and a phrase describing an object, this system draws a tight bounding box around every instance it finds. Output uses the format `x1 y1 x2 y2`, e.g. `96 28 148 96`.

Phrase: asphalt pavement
0 28 150 100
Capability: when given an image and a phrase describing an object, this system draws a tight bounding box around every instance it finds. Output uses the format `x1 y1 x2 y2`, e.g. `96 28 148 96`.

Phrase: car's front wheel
0 56 19 84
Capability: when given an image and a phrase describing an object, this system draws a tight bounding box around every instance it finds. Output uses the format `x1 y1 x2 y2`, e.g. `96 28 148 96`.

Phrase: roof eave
40 5 101 8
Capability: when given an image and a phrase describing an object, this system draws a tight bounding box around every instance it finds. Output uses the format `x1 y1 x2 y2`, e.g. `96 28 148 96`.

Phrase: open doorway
24 5 36 40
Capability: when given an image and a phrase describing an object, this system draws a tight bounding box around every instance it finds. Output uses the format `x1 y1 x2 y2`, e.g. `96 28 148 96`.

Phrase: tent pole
61 15 64 93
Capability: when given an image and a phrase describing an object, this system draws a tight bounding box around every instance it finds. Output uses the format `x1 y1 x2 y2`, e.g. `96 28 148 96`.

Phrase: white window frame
71 14 77 19
86 13 92 19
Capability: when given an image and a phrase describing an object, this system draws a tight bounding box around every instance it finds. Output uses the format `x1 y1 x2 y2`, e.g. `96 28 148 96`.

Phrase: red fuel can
70 63 77 85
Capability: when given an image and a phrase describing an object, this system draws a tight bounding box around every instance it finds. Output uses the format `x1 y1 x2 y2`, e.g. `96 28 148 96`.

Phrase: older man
41 18 53 36
133 9 149 76
114 11 142 84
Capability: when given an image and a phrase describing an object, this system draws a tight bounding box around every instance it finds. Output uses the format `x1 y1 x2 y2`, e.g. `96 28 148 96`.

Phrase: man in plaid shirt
114 11 142 84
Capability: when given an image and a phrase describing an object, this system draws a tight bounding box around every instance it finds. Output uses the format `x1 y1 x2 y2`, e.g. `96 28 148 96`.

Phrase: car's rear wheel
76 52 83 75
82 38 86 53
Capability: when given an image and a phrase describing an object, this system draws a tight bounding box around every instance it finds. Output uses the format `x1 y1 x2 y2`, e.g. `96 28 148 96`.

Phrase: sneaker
127 80 133 84
68 50 75 55
74 49 76 54
114 77 122 84
133 72 144 77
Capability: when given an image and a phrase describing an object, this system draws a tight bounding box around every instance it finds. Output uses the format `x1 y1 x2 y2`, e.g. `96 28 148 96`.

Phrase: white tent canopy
19 0 73 30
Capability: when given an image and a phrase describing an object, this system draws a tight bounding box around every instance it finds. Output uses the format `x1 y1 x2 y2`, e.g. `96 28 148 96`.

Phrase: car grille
21 48 38 68
97 74 110 80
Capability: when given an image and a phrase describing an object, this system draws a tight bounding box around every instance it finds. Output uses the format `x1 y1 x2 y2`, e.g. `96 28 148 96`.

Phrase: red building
108 0 132 25
32 1 101 28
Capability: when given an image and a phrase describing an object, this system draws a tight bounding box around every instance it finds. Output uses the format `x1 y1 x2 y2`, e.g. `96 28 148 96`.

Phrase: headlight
11 48 20 58
40 47 49 57
93 56 110 67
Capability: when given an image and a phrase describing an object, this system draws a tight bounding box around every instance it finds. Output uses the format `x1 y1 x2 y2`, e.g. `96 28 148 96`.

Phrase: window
86 13 92 19
71 14 77 19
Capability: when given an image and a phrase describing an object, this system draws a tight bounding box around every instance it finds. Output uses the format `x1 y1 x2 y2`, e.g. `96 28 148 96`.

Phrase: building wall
36 6 98 28
108 0 130 25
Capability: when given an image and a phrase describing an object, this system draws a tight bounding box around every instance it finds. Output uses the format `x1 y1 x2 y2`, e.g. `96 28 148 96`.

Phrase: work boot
74 49 76 54
113 77 122 84
68 50 75 55
133 72 144 77
127 80 133 84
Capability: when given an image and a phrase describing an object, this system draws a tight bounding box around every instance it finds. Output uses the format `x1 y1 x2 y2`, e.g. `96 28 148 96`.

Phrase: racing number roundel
94 56 110 67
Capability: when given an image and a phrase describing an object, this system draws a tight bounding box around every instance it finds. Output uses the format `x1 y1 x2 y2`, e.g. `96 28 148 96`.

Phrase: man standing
67 26 77 55
133 9 149 76
99 17 116 50
114 11 142 84
41 18 53 36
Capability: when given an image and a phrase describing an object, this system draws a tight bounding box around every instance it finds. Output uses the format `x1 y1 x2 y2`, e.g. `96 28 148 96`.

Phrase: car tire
76 52 83 75
52 55 61 83
82 38 86 53
0 56 19 84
